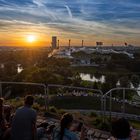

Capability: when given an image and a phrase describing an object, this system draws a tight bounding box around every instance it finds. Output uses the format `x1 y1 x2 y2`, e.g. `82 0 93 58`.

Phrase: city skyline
0 0 140 47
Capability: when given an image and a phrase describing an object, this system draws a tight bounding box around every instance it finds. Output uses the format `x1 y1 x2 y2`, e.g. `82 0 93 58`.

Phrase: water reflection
80 73 105 83
80 73 140 95
17 64 23 73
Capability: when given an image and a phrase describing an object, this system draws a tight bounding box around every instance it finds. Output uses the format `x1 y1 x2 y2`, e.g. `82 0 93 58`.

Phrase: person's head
61 113 73 129
60 113 73 140
111 118 130 139
24 95 34 107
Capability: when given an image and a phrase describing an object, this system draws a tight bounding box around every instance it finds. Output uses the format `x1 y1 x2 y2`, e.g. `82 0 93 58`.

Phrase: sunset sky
0 0 140 47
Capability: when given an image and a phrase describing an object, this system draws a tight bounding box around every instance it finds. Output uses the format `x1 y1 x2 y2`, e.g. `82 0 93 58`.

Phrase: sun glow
26 35 37 43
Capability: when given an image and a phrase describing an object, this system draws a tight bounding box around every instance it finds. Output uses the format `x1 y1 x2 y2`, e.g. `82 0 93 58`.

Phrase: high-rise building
96 42 103 47
52 36 57 49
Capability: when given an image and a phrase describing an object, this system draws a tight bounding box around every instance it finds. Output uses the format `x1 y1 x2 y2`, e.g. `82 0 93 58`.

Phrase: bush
6 98 24 109
49 106 57 113
58 109 66 115
93 117 110 131
97 121 110 131
89 112 98 117
33 103 40 111
35 97 45 106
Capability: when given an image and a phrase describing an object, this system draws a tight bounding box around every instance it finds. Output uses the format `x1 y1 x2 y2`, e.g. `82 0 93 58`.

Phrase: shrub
89 112 98 117
33 103 40 111
35 97 45 106
58 109 66 115
6 98 24 109
92 116 110 131
49 106 57 113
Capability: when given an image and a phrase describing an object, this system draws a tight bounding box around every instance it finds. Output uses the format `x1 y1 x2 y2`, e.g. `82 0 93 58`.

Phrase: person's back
11 95 37 140
12 106 36 140
0 98 7 139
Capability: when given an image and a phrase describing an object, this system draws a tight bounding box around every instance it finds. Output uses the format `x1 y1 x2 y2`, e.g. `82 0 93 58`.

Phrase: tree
131 75 140 88
119 76 130 88
105 74 118 88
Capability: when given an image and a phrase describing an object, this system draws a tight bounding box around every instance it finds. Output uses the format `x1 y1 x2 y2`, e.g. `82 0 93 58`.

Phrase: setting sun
26 35 37 43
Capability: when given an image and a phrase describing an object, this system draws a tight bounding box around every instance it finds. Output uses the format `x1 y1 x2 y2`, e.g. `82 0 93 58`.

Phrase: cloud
0 0 140 45
65 5 73 18
32 0 47 7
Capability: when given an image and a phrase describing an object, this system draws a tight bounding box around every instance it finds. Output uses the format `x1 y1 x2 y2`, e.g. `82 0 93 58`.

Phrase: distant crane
82 40 84 47
69 39 71 49
57 39 59 49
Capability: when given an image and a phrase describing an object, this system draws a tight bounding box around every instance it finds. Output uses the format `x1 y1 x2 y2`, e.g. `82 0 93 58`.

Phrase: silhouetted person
111 118 131 140
4 105 12 123
0 98 7 139
11 95 37 140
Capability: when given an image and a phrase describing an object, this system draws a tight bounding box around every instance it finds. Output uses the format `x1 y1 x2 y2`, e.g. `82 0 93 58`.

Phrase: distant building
52 36 57 49
96 42 103 47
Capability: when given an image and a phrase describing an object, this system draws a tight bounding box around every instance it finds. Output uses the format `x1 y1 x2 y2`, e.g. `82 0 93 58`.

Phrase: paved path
65 109 140 120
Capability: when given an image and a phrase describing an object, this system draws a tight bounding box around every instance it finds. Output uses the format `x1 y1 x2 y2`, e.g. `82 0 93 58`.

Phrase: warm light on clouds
0 0 140 46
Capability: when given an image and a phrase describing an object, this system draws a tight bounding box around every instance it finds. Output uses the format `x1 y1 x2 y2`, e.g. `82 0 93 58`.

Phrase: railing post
109 91 112 121
103 96 105 122
44 85 47 111
123 88 126 117
47 85 50 111
100 91 103 118
0 83 2 97
104 96 106 122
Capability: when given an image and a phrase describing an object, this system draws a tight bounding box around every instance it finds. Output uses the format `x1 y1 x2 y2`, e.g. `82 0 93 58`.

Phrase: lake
80 73 105 83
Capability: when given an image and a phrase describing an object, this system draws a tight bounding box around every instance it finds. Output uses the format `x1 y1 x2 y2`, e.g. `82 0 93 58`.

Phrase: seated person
0 98 7 139
11 95 37 140
111 118 131 140
4 104 12 123
53 113 86 140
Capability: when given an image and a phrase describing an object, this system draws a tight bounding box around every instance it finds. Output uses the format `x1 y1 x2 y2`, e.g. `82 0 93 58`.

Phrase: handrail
48 84 102 93
0 81 46 87
103 87 140 98
0 81 48 110
47 84 104 117
103 87 140 122
0 82 140 122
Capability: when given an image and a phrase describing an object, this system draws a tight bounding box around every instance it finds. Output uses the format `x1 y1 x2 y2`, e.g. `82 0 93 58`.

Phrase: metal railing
0 82 103 113
47 84 103 114
103 87 140 121
0 81 140 121
0 81 48 110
